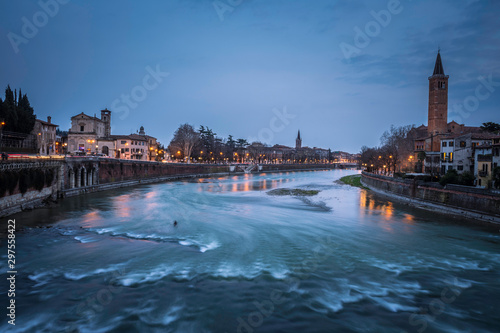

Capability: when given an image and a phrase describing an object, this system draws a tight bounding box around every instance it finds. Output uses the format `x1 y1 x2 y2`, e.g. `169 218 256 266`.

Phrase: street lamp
0 121 5 153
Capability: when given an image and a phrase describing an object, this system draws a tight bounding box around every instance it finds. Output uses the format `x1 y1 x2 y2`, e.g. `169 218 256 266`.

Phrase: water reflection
81 210 101 228
359 191 394 219
113 193 133 218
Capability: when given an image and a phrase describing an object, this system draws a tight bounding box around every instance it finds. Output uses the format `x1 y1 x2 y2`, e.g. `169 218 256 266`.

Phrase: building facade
474 145 492 188
32 116 58 155
67 109 159 161
68 109 110 155
439 133 495 176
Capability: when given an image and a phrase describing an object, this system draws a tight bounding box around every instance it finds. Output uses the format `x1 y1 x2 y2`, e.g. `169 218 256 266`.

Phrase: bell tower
428 50 449 136
101 108 111 137
296 130 302 149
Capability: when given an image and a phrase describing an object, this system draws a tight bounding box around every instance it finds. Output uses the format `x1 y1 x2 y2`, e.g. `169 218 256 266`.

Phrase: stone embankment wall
361 171 500 223
0 160 62 217
98 160 229 184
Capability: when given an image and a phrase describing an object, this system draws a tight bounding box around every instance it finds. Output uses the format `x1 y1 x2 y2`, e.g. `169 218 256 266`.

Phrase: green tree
480 122 500 134
0 85 36 134
2 86 18 132
199 125 216 161
458 171 475 186
439 169 459 186
235 138 249 149
16 92 36 133
493 167 500 189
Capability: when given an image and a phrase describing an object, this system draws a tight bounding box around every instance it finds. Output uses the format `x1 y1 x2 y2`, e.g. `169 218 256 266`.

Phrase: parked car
71 151 86 156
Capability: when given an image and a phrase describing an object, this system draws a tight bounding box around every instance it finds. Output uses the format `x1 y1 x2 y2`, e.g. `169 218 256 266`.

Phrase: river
1 169 499 332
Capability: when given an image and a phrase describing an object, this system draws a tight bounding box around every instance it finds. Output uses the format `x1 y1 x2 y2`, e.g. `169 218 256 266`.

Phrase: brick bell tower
428 50 449 137
101 108 111 137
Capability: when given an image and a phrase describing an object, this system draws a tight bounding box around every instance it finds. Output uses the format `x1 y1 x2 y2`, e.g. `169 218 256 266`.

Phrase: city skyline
1 0 499 153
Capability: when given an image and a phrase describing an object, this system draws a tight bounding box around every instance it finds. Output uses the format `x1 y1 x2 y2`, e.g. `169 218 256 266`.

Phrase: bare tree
169 123 200 163
380 124 416 172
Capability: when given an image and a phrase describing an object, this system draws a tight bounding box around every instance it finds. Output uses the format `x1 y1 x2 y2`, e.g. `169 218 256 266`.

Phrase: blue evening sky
1 0 499 152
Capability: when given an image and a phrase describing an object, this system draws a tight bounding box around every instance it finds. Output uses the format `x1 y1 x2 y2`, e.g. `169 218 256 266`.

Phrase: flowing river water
1 169 499 332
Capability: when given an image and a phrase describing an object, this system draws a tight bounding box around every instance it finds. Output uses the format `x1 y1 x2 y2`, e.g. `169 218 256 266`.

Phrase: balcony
479 171 488 178
477 154 492 162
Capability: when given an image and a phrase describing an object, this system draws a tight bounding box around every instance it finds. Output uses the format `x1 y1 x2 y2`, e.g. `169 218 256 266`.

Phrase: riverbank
360 171 500 225
338 174 368 189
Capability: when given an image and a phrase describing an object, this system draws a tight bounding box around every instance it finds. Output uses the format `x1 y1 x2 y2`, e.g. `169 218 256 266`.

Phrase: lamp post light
0 121 5 153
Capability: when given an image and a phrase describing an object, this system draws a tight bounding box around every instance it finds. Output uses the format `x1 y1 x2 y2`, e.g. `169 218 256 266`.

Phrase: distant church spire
296 130 302 149
433 49 445 76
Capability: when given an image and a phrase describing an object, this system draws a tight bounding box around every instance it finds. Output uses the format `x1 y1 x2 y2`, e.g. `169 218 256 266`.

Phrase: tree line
168 123 250 163
0 85 36 134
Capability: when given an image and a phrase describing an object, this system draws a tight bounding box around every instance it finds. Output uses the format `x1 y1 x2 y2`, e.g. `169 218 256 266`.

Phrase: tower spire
433 49 445 76
295 130 302 149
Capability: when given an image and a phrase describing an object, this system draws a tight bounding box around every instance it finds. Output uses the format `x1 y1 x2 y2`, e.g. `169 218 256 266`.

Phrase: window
121 141 126 144
482 164 488 172
441 153 446 161
448 166 453 170
80 125 84 132
449 152 453 162
457 165 464 171
472 142 478 147
460 141 466 147
449 141 454 147
125 148 129 152
442 142 447 147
